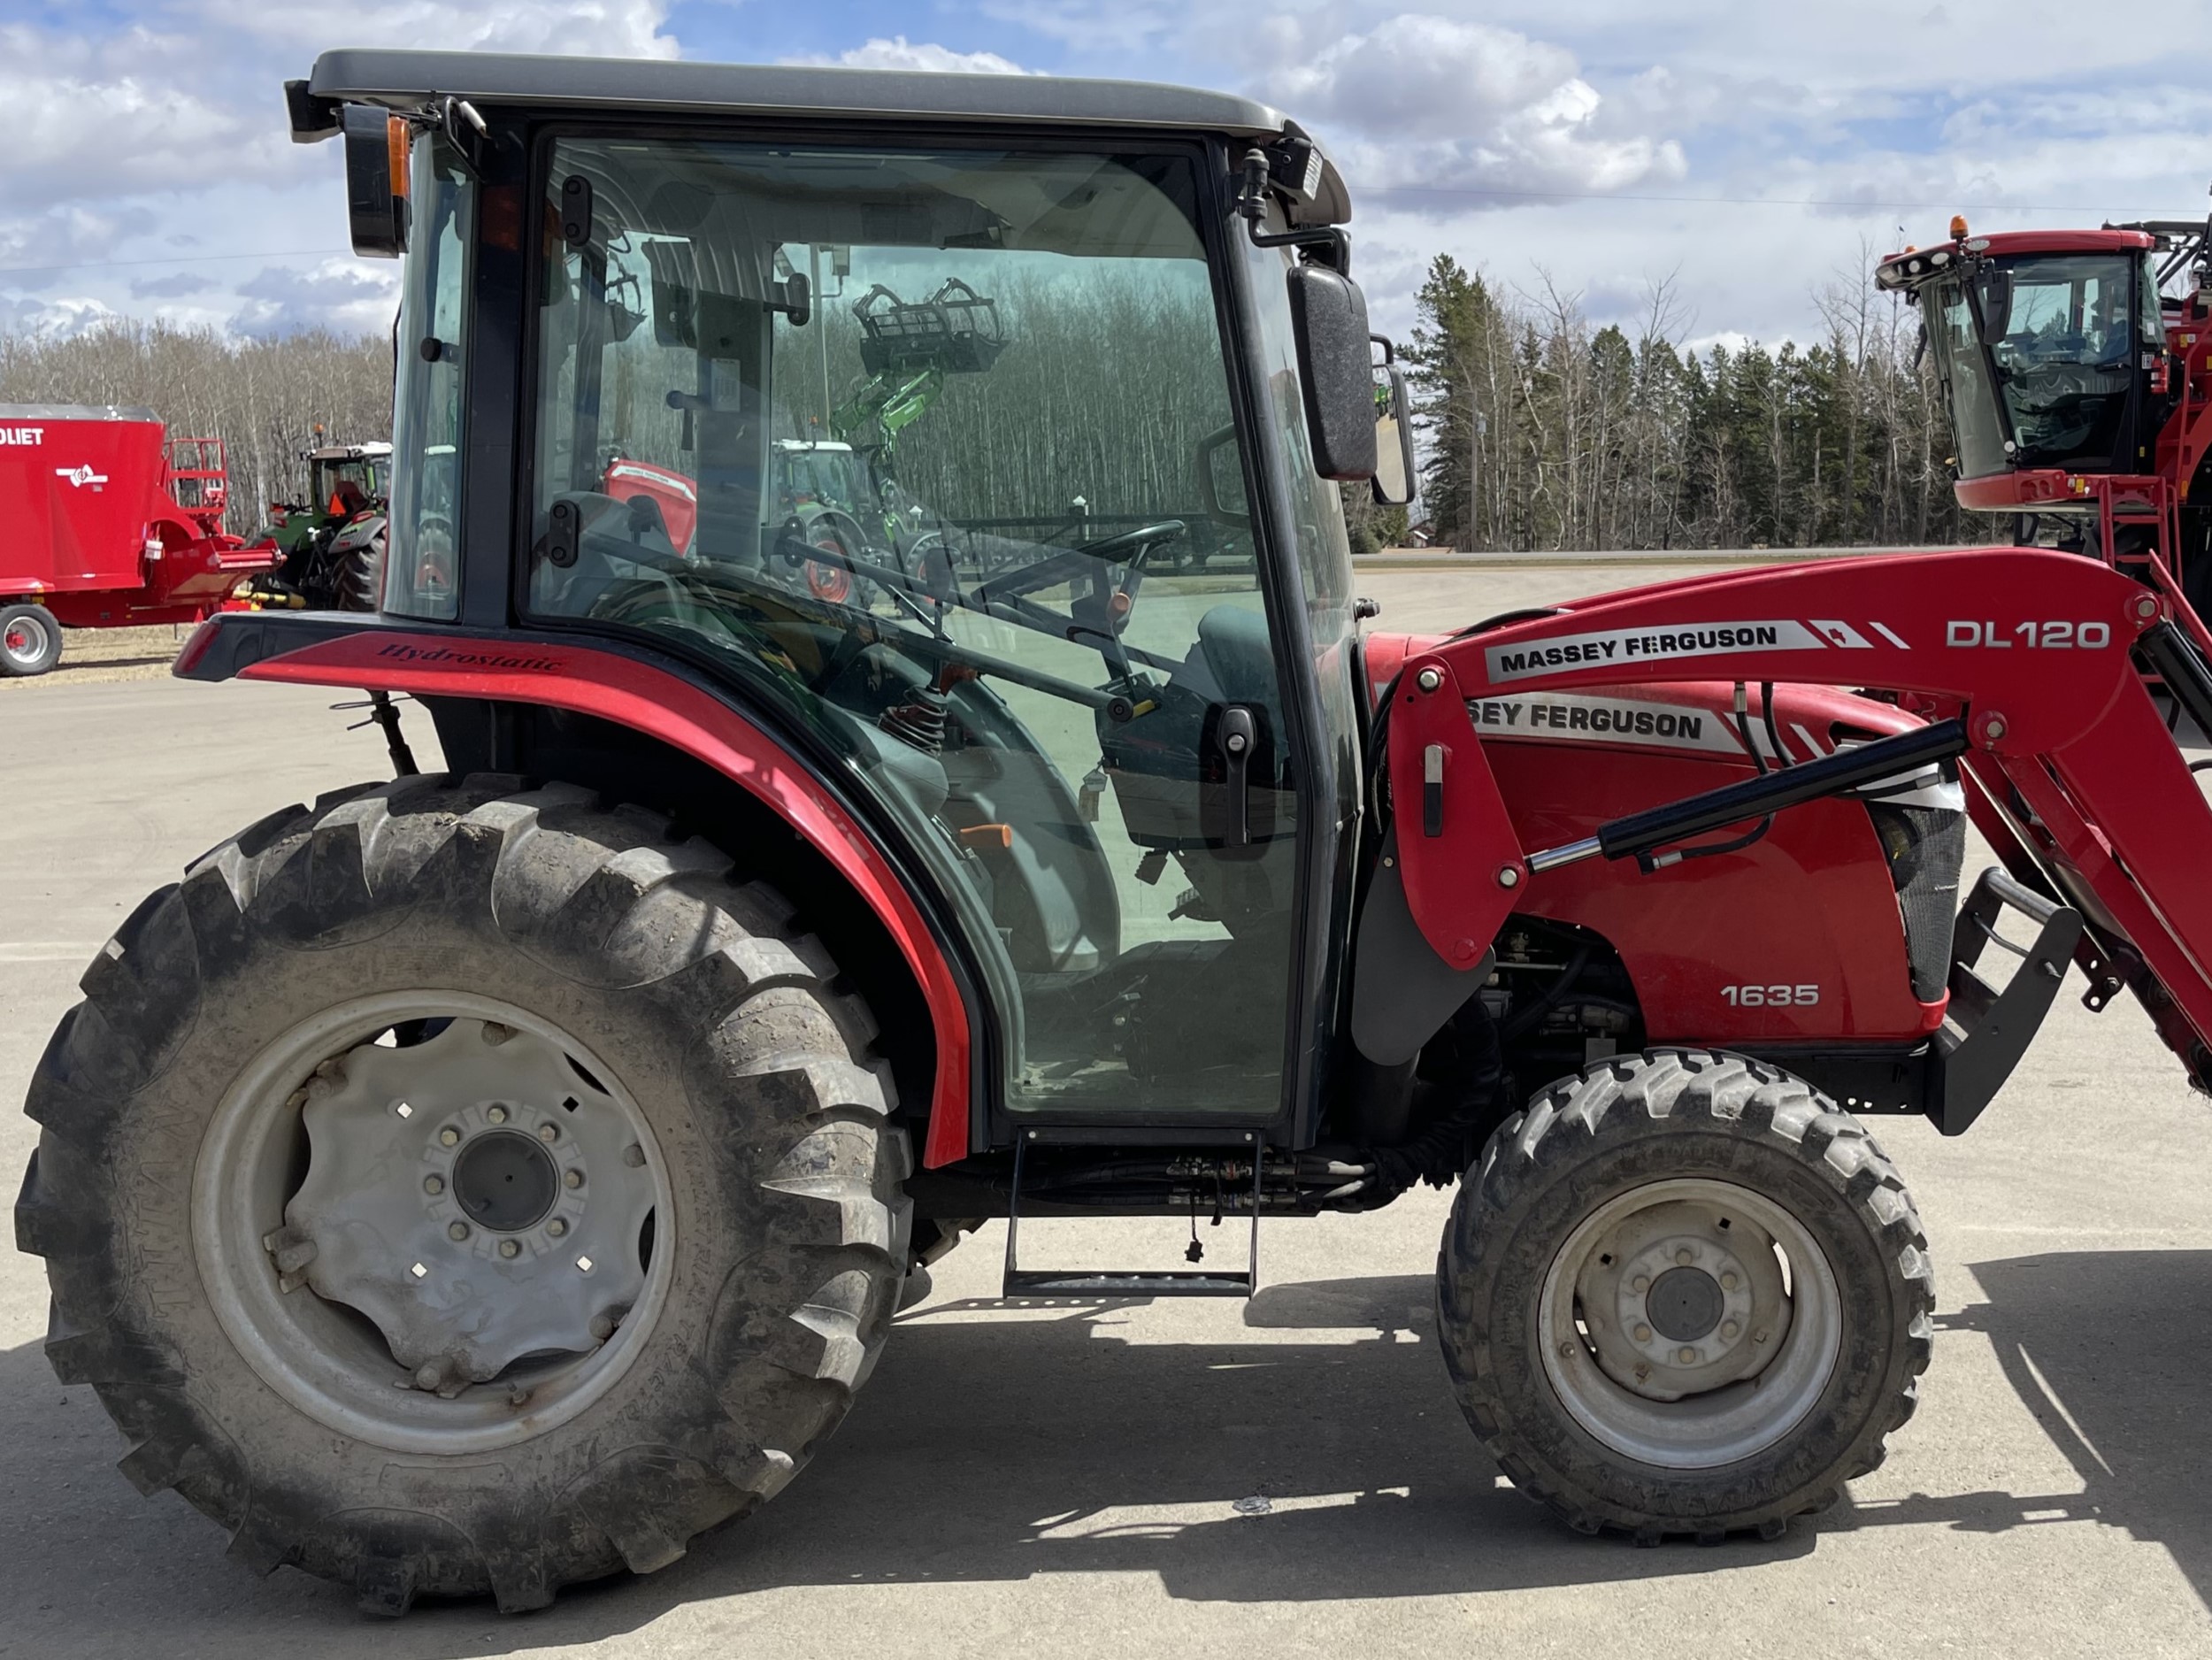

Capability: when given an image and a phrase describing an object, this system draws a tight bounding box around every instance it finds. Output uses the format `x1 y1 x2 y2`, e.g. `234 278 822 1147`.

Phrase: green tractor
264 439 393 611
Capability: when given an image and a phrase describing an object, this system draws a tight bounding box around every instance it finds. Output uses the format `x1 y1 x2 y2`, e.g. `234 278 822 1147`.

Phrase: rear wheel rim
1536 1176 1842 1469
192 989 676 1455
4 614 47 665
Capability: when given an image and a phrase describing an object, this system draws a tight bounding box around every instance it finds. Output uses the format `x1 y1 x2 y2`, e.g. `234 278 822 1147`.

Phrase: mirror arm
1234 149 1350 275
436 97 494 181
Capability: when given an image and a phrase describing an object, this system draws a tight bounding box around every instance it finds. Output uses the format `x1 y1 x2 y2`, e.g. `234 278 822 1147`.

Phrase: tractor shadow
1826 1249 2212 1606
6 1256 2210 1648
626 1272 1817 1610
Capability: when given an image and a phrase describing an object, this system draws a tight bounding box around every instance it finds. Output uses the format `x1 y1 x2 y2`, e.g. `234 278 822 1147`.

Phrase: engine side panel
1479 680 1945 1045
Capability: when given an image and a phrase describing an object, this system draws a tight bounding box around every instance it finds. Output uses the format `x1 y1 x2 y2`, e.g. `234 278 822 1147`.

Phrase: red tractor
0 409 277 676
1877 212 2212 631
16 51 2212 1615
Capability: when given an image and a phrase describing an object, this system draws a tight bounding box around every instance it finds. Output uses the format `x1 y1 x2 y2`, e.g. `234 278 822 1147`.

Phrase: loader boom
1391 548 2212 1085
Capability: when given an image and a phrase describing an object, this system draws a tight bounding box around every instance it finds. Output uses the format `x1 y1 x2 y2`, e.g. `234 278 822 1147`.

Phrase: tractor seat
1178 603 1279 711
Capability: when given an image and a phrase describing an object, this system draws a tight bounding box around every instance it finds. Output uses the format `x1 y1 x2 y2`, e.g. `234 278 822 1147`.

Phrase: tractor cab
1878 222 2212 599
1880 230 2170 481
304 441 392 520
317 50 1412 1140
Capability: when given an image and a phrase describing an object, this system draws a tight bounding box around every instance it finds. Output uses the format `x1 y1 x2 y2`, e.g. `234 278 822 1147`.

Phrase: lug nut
1631 1274 1649 1293
438 1127 460 1148
1720 1271 1738 1290
1722 1319 1740 1340
487 1104 508 1125
538 1123 558 1143
565 1169 584 1189
1678 1347 1698 1365
547 1218 568 1238
424 1174 445 1195
623 1143 646 1168
1675 1248 1694 1266
448 1221 470 1241
499 1238 521 1259
1633 1323 1652 1342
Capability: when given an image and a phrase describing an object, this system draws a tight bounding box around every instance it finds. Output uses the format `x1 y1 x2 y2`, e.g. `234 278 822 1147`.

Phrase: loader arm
1388 548 2212 1086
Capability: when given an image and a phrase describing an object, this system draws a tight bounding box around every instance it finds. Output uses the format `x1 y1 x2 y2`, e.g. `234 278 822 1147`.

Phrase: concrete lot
3 563 2210 1657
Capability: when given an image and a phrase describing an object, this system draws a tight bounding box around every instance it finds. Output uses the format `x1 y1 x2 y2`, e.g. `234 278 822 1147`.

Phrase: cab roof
303 49 1348 223
1877 228 2156 290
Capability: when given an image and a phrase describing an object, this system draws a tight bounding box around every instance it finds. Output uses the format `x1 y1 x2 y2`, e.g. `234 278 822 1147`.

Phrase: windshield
525 135 1302 1121
1932 251 2157 475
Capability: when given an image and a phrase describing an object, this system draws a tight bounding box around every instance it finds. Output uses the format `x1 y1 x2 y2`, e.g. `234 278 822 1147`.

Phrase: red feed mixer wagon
0 403 279 677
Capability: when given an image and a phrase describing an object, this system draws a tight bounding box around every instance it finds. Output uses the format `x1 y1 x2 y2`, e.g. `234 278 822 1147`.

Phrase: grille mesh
1871 803 1966 1003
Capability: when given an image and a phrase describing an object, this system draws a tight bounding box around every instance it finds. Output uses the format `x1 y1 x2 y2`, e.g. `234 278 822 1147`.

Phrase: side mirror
342 105 407 258
1286 264 1379 480
773 273 812 328
1371 362 1417 507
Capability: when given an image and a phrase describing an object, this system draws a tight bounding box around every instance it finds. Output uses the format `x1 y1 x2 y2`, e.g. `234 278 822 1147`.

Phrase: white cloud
189 0 678 58
0 27 277 213
1255 13 1686 199
826 36 1031 75
0 1 679 341
0 294 119 340
231 259 402 338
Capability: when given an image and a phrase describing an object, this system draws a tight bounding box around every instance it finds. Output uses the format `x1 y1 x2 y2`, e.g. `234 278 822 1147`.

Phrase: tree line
2 248 1975 556
1385 254 1967 556
0 320 391 536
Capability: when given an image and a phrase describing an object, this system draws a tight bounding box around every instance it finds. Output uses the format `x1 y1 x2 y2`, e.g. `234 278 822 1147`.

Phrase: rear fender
174 611 977 1166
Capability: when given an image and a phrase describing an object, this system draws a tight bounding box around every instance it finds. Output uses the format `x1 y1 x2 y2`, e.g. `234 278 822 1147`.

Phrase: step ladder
1000 1132 1262 1298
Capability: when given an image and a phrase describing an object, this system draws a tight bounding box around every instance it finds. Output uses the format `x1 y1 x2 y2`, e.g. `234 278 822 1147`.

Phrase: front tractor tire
1437 1049 1932 1542
14 776 910 1612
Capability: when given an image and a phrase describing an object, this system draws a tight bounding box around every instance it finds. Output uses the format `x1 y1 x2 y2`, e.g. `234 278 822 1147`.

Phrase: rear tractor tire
1436 1049 1932 1542
14 776 910 1612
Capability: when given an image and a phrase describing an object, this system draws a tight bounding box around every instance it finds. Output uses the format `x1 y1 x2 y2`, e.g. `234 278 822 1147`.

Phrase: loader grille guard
1379 550 2212 1114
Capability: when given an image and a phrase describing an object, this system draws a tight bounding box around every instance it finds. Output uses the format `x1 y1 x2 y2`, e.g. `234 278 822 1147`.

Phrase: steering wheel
975 519 1187 609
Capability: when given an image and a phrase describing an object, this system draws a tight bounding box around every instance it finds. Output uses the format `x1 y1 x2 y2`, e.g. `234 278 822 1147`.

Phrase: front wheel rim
192 990 677 1455
1536 1176 1842 1470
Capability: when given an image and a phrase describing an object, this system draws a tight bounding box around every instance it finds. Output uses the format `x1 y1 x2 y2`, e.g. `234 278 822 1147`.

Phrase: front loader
16 49 2212 1615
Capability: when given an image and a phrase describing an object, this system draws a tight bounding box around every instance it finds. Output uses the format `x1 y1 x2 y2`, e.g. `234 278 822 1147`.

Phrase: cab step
1000 1134 1261 1298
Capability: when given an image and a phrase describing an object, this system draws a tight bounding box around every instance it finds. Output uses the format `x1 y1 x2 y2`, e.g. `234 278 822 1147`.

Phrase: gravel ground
1 561 2208 1658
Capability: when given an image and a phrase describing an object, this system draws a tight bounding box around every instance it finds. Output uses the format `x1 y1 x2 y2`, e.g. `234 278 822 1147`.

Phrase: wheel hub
280 1016 656 1393
1575 1199 1790 1402
451 1128 560 1232
1647 1264 1725 1342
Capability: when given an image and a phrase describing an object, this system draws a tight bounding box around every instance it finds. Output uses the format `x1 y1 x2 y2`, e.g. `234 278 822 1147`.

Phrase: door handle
1219 704 1256 848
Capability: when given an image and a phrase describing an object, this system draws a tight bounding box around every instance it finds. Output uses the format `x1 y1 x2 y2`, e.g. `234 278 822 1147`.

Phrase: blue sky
6 2 2209 350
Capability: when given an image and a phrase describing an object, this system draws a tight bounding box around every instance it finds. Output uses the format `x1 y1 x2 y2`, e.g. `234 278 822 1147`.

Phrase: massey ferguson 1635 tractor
19 50 2212 1615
